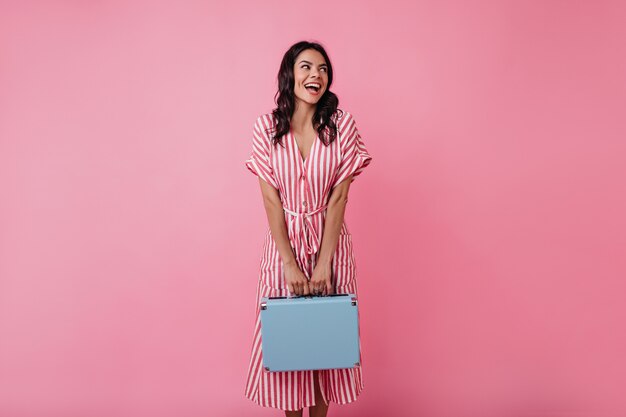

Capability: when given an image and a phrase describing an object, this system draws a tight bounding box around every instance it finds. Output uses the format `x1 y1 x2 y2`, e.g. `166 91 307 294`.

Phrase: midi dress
243 108 372 411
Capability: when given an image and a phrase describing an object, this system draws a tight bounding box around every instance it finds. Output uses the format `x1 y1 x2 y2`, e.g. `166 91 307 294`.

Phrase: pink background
1 1 625 416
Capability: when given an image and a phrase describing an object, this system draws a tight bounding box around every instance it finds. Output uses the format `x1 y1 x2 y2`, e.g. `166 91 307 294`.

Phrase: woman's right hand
284 262 310 296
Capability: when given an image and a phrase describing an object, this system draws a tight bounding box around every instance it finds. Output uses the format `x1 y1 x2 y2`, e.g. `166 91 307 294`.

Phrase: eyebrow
298 60 328 67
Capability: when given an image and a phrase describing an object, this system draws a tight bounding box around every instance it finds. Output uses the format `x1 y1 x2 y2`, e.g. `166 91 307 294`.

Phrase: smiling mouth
304 83 322 94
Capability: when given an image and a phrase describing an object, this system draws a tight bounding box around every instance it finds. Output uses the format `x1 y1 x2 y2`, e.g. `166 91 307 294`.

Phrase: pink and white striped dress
243 109 372 411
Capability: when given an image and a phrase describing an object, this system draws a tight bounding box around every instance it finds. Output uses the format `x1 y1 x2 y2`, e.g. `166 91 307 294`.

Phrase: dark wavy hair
270 41 342 147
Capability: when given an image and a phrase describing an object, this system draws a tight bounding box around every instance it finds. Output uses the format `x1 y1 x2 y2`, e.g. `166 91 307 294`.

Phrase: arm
310 175 353 294
257 178 310 295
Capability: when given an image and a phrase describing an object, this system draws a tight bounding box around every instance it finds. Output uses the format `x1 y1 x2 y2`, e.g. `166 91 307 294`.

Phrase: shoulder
255 112 277 131
334 108 358 139
253 113 279 146
334 107 350 122
334 108 356 127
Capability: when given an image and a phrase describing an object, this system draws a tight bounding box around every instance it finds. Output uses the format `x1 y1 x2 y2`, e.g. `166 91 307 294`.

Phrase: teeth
305 83 321 88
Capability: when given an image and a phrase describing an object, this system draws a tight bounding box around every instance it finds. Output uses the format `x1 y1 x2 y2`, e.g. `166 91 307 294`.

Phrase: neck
291 100 317 131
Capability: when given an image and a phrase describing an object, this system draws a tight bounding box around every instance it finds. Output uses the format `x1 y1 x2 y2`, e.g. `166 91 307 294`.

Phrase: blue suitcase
260 294 360 372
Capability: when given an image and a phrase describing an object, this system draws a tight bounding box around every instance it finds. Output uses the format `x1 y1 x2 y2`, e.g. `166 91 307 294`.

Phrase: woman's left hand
309 261 334 295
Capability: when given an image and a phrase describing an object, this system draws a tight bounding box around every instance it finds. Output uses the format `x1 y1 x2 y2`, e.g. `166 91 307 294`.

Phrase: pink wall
1 1 625 416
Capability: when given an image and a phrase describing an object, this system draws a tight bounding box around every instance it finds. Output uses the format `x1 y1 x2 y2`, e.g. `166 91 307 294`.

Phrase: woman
244 40 372 416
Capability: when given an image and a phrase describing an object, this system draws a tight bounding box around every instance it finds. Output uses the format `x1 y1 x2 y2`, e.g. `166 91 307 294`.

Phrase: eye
320 67 327 72
301 64 310 69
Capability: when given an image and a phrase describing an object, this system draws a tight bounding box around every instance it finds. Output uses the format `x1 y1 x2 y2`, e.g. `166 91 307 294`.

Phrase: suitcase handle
261 293 358 309
268 293 351 300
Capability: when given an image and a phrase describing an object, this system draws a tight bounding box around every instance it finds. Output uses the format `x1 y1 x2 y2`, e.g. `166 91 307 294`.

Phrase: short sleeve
332 112 372 188
244 116 279 189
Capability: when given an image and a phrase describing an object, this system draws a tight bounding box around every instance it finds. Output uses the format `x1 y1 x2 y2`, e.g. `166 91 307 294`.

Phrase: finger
326 280 333 294
288 283 294 295
302 281 310 295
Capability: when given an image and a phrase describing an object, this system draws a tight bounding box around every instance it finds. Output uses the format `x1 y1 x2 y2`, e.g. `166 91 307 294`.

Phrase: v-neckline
290 128 318 164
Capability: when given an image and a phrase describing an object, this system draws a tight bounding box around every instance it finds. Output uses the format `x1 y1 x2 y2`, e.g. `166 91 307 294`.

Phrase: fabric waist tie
282 204 328 276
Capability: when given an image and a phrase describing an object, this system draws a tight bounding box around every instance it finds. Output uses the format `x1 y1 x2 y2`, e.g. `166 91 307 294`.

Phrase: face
293 49 329 107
